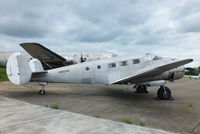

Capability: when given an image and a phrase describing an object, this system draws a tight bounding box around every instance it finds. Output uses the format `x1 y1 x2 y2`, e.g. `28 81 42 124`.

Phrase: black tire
157 86 171 100
39 89 46 95
135 85 148 93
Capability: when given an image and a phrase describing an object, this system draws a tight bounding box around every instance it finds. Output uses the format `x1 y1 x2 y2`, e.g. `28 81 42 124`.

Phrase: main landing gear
39 82 47 95
135 85 148 93
157 86 172 100
134 84 172 100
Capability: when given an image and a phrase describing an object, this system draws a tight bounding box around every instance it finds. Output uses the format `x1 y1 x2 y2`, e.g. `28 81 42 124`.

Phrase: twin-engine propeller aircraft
6 43 193 100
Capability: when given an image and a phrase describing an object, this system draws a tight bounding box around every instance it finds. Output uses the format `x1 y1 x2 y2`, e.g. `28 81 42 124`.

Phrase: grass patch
185 103 194 112
138 121 146 126
119 119 147 126
185 98 200 113
120 119 133 124
0 67 8 81
50 104 59 109
189 103 193 107
45 104 60 109
95 115 101 118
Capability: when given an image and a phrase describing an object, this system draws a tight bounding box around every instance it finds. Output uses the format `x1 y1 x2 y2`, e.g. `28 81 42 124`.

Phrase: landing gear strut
135 85 148 93
39 82 47 95
157 86 172 100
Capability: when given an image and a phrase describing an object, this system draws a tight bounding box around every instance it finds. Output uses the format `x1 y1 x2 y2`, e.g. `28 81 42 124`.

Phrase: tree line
185 66 200 76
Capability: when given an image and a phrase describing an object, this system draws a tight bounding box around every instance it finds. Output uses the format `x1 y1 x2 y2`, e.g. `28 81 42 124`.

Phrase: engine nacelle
152 66 185 81
138 80 166 87
173 66 185 80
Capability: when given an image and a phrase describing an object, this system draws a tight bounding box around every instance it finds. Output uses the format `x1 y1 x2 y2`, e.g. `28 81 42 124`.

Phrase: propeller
185 67 195 71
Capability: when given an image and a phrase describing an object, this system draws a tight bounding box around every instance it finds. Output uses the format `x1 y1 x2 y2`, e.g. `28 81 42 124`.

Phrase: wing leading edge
20 43 74 70
111 59 193 84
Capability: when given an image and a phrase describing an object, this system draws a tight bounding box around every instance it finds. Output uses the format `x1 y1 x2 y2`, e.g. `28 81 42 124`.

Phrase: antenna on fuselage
80 53 85 63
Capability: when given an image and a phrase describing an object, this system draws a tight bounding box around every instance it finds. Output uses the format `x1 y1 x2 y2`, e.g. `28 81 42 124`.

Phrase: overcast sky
0 0 200 66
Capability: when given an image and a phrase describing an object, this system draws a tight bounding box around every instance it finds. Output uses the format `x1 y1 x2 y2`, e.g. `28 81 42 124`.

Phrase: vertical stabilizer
6 52 32 85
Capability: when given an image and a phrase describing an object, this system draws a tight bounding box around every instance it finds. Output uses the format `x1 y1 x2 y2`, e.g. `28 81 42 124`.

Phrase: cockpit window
111 54 118 57
153 55 162 60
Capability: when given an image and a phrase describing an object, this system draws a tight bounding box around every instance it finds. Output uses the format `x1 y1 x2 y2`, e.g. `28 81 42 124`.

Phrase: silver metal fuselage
31 54 185 85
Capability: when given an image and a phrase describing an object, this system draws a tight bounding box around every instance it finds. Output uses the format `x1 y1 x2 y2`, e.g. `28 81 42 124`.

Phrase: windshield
153 55 162 60
145 53 162 61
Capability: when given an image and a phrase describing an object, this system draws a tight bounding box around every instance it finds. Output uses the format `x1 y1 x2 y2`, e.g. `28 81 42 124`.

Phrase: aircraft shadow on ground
3 86 155 103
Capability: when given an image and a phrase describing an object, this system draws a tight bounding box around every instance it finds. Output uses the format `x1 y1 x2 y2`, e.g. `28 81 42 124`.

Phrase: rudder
6 52 32 85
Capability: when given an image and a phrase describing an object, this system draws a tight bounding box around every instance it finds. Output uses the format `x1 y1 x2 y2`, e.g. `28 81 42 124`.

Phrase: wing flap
111 59 193 84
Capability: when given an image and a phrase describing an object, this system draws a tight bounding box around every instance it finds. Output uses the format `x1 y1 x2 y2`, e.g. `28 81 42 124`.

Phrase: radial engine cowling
172 66 185 80
155 66 185 81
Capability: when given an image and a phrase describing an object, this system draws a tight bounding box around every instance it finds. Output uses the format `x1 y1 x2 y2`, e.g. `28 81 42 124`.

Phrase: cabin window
132 59 140 64
85 67 89 71
120 61 128 66
108 63 116 68
97 65 101 69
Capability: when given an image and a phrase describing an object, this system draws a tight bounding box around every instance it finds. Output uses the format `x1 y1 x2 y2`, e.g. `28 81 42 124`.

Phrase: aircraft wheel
39 89 46 95
135 85 148 93
157 86 171 100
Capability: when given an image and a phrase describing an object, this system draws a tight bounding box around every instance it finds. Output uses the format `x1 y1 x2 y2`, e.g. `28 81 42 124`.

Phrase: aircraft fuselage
31 54 185 85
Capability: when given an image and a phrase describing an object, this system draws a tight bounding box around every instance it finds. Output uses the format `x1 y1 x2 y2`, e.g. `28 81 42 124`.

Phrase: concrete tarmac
0 78 200 133
0 95 176 134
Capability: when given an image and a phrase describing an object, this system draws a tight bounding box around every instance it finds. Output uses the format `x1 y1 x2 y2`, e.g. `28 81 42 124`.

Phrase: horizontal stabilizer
20 43 73 70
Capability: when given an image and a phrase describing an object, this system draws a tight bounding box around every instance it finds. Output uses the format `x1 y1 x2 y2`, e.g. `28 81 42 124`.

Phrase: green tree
197 66 200 73
185 68 199 76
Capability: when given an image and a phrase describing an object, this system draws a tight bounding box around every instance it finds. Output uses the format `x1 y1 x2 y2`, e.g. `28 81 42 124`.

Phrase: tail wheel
157 86 171 100
39 89 46 95
38 82 47 95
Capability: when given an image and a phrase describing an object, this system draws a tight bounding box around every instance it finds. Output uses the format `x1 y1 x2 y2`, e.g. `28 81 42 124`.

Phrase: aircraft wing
20 43 73 70
111 59 193 84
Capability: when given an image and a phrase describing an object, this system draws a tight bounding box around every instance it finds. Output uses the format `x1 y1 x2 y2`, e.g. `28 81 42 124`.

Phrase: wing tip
189 59 193 62
19 42 41 47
